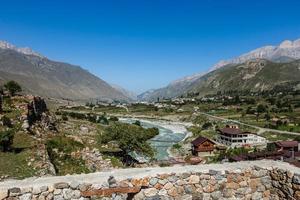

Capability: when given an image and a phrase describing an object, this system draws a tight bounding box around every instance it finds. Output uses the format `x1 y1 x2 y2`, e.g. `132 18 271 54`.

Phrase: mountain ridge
139 38 300 101
0 41 130 102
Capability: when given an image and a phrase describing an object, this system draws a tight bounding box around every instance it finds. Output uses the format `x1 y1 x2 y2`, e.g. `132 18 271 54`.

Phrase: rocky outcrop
22 96 57 133
0 160 300 200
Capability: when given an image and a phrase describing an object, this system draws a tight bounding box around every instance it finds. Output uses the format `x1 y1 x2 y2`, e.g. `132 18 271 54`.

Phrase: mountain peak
0 40 45 58
279 40 293 48
211 38 300 70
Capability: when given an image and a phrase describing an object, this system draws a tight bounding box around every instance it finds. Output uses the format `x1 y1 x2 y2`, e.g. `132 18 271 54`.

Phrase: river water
119 118 188 161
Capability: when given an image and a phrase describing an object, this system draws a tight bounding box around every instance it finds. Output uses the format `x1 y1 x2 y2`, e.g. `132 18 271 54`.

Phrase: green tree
4 81 22 96
98 123 159 158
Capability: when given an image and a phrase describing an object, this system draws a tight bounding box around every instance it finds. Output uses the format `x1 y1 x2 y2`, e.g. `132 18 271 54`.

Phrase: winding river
119 118 192 161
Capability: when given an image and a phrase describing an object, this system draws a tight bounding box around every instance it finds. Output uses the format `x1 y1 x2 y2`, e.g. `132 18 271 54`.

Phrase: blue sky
0 0 300 94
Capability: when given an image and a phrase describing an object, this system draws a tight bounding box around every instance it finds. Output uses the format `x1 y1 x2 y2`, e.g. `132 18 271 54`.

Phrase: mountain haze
0 41 129 102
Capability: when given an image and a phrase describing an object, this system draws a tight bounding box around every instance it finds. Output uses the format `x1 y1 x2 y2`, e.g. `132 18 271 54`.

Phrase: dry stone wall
0 160 300 200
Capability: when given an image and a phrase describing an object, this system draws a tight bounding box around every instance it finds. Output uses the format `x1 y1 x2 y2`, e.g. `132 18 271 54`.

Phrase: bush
109 116 119 122
0 129 14 152
1 116 13 128
61 114 68 121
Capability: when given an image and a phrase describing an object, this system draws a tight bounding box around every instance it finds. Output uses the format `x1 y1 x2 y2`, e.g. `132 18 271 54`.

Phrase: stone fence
0 160 300 200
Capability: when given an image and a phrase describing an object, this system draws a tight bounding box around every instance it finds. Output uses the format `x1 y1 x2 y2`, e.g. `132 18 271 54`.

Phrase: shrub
0 129 14 152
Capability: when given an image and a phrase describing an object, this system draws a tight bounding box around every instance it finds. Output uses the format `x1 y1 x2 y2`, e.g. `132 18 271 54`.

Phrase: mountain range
0 41 131 102
139 38 300 101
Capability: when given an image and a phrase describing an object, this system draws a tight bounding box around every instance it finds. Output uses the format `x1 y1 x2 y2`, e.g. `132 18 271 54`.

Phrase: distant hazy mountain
138 73 203 101
111 84 137 100
0 41 129 102
140 38 300 101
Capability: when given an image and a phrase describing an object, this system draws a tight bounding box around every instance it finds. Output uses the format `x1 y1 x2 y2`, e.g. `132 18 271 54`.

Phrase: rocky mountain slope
140 38 300 101
0 41 129 102
188 59 300 96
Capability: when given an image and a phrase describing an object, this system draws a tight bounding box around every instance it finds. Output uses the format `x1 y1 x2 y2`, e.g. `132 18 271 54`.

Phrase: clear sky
0 0 300 94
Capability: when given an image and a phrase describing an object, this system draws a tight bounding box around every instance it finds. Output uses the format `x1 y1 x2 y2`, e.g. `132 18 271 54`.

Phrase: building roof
218 127 248 135
275 141 299 148
191 136 215 146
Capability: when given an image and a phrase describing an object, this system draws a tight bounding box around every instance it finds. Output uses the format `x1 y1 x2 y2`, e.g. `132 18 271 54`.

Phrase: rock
46 193 54 200
0 189 8 200
176 180 187 186
167 187 178 197
71 190 81 199
294 191 300 199
167 176 178 183
53 189 62 195
22 120 30 130
53 195 64 200
211 191 222 200
8 187 21 197
293 174 300 184
180 194 192 200
62 188 73 199
133 191 145 200
158 179 168 185
144 188 158 197
251 192 263 200
158 189 168 196
184 185 194 194
70 181 80 190
188 175 200 184
32 187 42 195
54 182 69 189
38 195 46 200
19 193 32 200
108 176 117 188
78 183 91 192
149 178 158 186
163 182 173 190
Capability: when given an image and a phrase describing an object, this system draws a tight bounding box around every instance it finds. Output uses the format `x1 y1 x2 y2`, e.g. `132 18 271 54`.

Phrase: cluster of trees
58 111 109 125
0 81 22 152
97 122 159 158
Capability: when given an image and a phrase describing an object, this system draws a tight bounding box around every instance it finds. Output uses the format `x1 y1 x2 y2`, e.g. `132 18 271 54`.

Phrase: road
197 112 300 136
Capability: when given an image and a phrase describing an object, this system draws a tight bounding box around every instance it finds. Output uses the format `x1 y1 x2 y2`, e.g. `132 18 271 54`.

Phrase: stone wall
0 160 300 200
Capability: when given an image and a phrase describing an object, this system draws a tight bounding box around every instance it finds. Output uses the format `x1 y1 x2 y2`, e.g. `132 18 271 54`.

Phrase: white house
216 125 267 148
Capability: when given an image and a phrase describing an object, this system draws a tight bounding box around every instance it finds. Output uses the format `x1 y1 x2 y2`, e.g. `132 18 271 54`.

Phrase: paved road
197 112 300 136
0 160 298 190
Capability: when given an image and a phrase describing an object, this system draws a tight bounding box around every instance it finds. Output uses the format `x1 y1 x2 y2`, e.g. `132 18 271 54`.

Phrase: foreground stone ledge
0 160 300 200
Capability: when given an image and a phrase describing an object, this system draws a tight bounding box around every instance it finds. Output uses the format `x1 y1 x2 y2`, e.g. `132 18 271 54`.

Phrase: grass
260 131 300 142
0 131 37 179
46 135 91 175
0 150 36 179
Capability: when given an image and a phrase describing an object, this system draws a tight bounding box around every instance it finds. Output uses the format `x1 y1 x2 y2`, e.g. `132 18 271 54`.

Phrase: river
119 118 192 161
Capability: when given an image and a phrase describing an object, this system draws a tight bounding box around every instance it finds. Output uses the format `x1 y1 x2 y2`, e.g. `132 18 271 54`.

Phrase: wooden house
191 136 216 156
